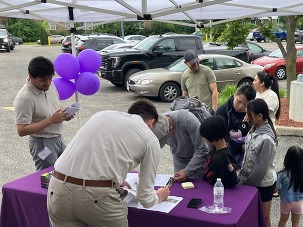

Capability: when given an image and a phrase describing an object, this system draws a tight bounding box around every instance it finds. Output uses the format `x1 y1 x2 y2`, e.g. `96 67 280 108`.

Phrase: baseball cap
184 50 199 65
153 114 169 148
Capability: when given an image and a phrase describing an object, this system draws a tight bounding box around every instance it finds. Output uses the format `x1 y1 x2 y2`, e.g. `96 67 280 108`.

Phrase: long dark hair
278 146 303 193
246 98 277 143
256 71 281 119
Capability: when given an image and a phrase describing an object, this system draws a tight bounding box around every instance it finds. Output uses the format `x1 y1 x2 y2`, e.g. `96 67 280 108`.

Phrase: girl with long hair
277 146 303 227
238 98 277 227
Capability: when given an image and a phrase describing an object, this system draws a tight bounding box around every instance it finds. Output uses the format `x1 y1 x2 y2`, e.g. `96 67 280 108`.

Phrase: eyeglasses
235 98 247 108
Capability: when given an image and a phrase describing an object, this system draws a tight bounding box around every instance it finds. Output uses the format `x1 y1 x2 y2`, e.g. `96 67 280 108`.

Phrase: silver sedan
127 54 264 102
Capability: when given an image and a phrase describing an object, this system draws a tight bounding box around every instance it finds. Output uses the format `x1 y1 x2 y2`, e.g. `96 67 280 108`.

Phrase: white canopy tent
1 0 302 125
1 0 303 29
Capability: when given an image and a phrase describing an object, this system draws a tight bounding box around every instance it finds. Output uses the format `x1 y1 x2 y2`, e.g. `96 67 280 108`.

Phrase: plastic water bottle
213 178 224 211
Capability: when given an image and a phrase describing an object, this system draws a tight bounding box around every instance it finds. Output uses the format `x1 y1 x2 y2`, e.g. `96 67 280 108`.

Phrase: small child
276 146 303 227
200 115 237 188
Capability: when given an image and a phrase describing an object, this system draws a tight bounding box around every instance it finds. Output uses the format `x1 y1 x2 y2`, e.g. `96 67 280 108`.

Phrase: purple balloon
53 77 76 100
54 53 80 79
75 72 100 96
77 49 102 73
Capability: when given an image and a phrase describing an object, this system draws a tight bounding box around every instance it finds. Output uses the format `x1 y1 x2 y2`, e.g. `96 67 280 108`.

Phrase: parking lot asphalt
0 44 302 226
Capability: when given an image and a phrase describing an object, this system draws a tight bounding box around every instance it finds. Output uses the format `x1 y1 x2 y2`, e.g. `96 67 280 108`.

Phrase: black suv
99 34 204 86
0 29 15 52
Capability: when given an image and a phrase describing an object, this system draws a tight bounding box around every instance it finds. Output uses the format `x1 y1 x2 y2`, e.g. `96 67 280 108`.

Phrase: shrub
218 84 287 107
218 84 237 107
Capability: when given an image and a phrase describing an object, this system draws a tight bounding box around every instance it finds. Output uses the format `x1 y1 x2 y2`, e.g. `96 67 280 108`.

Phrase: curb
276 126 303 137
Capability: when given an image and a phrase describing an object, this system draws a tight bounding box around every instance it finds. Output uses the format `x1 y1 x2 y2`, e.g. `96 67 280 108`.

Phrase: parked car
101 42 136 51
61 35 81 53
37 34 65 44
204 42 249 62
0 28 14 52
127 54 263 102
295 31 303 44
251 46 303 80
11 36 23 45
253 28 287 42
246 41 271 61
49 35 65 44
123 35 146 44
99 34 205 87
204 41 270 62
76 35 125 54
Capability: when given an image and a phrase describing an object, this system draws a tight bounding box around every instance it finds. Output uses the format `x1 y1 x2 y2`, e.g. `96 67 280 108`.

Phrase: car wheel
256 39 261 42
237 78 253 87
159 82 181 102
6 46 10 52
264 37 270 42
124 68 141 87
301 38 303 44
275 67 286 80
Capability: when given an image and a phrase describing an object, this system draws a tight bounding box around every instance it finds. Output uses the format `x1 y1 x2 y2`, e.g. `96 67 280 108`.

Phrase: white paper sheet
37 147 52 160
63 102 81 117
124 173 182 213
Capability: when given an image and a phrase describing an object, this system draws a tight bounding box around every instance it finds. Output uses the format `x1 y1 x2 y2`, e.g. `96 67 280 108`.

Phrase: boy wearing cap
181 49 218 112
154 110 208 182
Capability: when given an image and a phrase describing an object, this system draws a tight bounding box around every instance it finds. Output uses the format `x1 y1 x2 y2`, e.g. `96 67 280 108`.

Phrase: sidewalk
276 125 303 137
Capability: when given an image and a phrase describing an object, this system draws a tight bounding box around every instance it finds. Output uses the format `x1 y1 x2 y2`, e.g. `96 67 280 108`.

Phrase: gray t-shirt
14 79 63 138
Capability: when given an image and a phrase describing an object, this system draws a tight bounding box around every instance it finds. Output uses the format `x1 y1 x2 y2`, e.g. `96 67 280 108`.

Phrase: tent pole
68 6 82 127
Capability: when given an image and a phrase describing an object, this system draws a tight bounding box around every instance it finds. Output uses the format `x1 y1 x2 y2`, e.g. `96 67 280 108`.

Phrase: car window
247 42 262 52
269 49 283 58
216 58 237 70
113 39 125 44
95 39 114 49
297 49 303 57
167 57 187 72
200 58 214 69
134 36 159 51
178 38 197 51
155 38 176 52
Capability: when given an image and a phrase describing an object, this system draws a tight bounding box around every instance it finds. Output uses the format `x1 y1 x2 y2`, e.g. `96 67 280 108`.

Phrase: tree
218 20 248 49
202 19 250 49
6 18 43 42
276 15 303 103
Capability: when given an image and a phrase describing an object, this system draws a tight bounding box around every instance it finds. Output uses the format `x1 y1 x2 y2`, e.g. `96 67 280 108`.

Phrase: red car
251 46 303 80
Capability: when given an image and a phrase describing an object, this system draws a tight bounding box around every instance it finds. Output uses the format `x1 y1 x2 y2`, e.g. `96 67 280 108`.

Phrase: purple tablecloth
0 167 266 227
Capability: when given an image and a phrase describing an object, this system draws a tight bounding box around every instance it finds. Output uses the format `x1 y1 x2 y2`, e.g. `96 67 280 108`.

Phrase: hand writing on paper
174 170 187 182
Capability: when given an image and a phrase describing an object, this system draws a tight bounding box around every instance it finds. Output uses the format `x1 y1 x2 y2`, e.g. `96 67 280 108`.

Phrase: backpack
170 96 211 123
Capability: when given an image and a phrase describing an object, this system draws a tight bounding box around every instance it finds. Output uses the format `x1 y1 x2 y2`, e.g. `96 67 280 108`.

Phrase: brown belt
53 170 113 187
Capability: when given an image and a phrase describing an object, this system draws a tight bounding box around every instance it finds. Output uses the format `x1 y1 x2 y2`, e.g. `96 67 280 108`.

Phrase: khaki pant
47 177 128 227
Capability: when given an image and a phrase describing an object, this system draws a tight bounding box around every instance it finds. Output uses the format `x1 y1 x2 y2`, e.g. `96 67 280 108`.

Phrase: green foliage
202 24 225 42
39 26 49 45
92 21 195 37
6 18 43 42
258 19 274 39
279 89 286 98
202 19 252 49
218 84 237 107
218 20 248 49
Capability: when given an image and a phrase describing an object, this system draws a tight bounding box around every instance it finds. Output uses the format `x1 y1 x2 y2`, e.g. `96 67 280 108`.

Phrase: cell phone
186 198 202 208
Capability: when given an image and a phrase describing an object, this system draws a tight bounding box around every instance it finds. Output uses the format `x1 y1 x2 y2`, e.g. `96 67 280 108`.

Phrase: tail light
79 46 85 51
